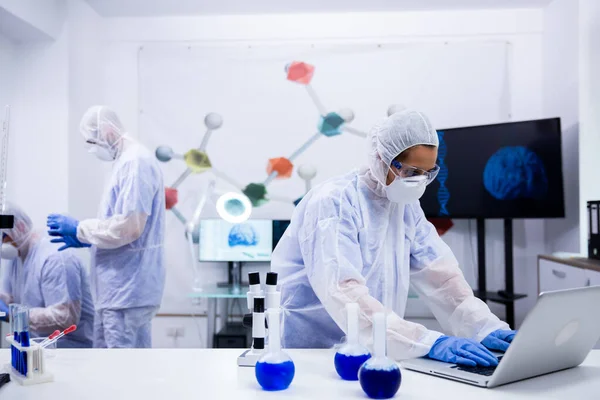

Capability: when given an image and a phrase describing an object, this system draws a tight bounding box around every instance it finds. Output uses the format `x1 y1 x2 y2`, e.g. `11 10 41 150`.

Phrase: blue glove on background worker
47 214 91 251
50 234 91 251
481 329 517 352
428 335 499 367
0 299 8 321
47 214 79 237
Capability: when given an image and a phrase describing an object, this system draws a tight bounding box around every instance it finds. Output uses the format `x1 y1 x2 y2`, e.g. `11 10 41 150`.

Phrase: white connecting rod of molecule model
211 167 244 191
305 85 327 116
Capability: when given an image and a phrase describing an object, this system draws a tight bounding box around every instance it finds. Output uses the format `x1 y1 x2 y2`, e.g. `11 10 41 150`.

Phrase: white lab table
1 349 600 399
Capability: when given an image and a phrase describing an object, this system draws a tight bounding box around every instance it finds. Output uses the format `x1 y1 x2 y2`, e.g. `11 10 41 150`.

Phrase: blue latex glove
0 299 9 322
47 214 79 237
481 330 517 352
50 235 91 252
428 335 499 367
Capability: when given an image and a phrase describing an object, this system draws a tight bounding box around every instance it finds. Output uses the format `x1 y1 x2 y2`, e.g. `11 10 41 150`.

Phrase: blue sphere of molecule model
228 223 259 247
155 146 174 162
359 358 402 399
483 146 548 201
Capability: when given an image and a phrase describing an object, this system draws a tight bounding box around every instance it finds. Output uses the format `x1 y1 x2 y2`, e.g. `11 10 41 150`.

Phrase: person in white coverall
0 203 94 348
47 106 166 349
271 109 516 367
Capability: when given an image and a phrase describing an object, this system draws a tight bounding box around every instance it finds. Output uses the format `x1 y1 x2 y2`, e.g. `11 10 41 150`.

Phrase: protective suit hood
365 109 439 197
80 105 127 161
1 202 38 259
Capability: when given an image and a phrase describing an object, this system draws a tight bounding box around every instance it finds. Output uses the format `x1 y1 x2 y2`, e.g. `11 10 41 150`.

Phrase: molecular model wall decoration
156 60 406 239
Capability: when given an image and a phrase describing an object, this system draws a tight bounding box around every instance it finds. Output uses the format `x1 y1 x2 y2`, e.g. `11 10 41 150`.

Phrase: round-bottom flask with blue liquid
334 303 372 380
358 357 402 399
334 344 371 381
256 352 295 391
358 312 401 399
255 308 295 391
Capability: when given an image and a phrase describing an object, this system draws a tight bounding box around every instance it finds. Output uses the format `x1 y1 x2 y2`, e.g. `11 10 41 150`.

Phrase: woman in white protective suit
271 109 517 367
0 203 94 348
46 106 166 349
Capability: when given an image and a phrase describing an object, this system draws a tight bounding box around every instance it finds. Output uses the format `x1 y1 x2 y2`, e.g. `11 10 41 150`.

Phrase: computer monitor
198 219 273 262
420 118 565 219
272 220 291 250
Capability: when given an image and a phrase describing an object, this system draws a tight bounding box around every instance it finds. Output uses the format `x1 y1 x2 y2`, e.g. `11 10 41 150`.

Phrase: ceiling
84 0 554 17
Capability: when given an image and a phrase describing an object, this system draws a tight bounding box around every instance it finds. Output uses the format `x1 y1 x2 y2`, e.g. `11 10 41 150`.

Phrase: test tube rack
4 336 53 385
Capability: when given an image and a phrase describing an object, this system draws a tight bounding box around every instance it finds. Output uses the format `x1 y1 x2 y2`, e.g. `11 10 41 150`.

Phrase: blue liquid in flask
359 361 402 399
255 360 295 391
334 352 371 381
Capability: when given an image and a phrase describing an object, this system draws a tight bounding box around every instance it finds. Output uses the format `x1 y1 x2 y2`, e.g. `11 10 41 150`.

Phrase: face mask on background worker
0 242 18 260
88 144 116 162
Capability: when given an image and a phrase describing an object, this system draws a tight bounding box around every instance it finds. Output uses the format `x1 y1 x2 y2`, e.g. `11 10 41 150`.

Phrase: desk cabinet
587 269 600 287
538 255 600 294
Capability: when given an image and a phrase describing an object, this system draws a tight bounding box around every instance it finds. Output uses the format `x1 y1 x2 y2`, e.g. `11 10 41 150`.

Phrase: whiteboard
138 41 510 312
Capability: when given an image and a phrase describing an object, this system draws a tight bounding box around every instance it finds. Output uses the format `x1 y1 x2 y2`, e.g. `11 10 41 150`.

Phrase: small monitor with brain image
199 219 273 262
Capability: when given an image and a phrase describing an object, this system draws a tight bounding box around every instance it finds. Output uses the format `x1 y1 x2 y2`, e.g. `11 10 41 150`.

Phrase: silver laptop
402 286 600 388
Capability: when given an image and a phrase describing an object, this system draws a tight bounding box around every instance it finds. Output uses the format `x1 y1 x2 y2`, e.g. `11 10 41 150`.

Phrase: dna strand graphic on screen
436 131 450 216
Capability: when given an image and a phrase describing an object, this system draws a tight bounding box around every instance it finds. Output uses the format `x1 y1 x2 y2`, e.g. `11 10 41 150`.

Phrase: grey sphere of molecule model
185 223 200 244
338 108 355 123
204 113 223 130
155 146 174 162
298 164 318 181
387 104 407 117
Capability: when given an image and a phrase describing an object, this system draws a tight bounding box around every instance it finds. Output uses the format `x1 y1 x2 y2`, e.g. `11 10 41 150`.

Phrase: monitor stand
216 262 249 289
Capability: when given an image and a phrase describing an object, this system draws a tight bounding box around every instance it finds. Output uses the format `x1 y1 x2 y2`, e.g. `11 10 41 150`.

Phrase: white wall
8 35 70 226
98 8 547 347
543 0 579 254
1 0 106 228
0 33 15 119
579 0 600 254
66 0 106 222
0 0 66 41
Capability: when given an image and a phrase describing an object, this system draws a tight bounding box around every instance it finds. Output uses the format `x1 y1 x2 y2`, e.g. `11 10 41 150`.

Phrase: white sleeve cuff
77 213 148 249
419 329 445 349
473 321 511 343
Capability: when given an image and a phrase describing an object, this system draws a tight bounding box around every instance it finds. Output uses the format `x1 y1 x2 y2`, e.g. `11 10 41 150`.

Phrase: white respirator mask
1 243 19 260
88 144 115 162
385 175 428 204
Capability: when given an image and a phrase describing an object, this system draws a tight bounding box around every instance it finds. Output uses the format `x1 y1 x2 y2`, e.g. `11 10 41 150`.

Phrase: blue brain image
483 146 548 201
228 223 260 247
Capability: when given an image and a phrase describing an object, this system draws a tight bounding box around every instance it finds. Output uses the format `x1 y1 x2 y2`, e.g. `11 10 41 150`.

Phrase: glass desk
188 284 249 348
188 285 421 348
188 284 248 299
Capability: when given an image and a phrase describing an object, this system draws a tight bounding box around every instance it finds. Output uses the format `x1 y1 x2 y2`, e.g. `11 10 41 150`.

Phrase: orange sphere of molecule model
267 157 294 179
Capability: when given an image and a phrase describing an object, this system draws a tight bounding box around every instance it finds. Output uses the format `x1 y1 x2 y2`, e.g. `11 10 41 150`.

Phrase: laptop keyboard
453 356 503 376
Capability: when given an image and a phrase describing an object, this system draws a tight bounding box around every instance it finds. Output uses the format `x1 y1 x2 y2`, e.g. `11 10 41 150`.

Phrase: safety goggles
84 139 99 150
390 160 440 185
